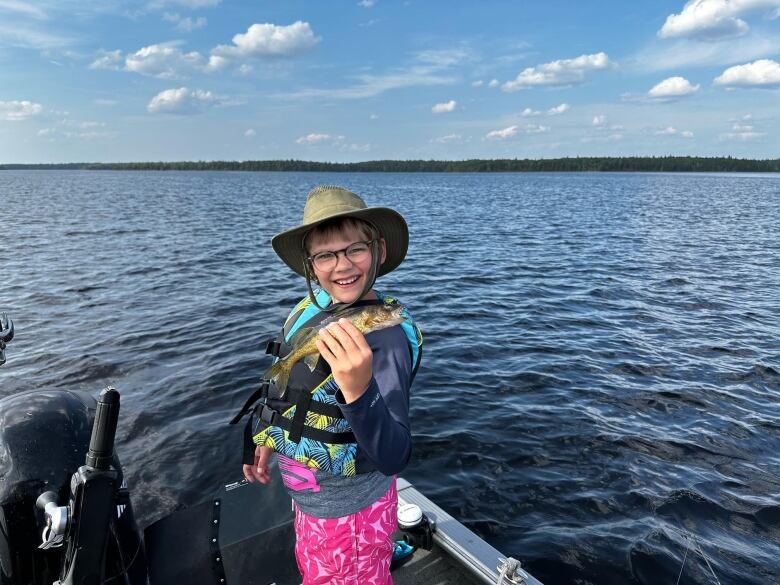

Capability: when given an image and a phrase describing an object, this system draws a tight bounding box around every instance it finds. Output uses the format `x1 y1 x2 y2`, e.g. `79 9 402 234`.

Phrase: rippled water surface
2 170 779 584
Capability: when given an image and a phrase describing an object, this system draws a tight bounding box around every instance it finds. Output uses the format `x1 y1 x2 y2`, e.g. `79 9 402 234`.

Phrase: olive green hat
271 185 409 278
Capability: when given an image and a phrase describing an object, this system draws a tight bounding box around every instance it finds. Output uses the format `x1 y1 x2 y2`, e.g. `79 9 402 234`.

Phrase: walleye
263 303 406 397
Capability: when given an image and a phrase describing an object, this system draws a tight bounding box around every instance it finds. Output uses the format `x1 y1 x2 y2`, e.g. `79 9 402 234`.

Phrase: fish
263 303 406 397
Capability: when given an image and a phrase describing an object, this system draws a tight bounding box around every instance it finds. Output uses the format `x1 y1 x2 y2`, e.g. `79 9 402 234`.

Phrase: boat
0 314 542 585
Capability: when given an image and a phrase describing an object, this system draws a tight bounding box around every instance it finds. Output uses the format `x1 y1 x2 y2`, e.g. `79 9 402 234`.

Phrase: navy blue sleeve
335 325 412 476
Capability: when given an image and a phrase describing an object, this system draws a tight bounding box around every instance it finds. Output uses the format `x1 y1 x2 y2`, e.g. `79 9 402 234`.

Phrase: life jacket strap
264 339 282 357
259 401 355 444
284 387 345 419
288 391 311 443
229 380 271 425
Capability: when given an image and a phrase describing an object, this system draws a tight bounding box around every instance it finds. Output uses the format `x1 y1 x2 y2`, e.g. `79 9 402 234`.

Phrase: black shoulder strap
229 381 270 425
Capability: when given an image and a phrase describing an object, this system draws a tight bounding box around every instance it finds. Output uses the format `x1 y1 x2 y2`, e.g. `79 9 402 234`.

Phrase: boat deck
395 478 542 585
144 476 543 585
395 544 484 585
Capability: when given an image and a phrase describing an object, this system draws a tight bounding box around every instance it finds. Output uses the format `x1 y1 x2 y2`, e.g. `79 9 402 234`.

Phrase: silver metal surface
397 478 543 585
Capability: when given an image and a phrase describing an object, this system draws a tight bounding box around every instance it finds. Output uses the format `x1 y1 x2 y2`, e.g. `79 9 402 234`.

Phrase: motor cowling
0 389 146 585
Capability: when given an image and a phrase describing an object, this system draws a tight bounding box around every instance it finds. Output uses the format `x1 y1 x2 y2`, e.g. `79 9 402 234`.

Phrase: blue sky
1 0 778 163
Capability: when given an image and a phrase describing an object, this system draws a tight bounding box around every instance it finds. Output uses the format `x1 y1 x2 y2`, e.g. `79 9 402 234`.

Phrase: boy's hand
243 445 273 484
316 318 373 403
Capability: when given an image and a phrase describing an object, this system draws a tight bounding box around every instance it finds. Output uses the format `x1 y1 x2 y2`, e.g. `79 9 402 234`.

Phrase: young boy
240 185 422 584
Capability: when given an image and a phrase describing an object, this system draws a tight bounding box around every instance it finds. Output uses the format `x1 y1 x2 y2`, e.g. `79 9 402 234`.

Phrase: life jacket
231 289 422 477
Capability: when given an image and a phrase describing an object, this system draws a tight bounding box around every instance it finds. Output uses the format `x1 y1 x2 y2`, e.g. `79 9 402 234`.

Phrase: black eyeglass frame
306 239 377 270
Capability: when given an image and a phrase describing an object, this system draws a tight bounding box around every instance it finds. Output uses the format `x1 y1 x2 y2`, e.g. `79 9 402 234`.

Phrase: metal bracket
210 498 227 585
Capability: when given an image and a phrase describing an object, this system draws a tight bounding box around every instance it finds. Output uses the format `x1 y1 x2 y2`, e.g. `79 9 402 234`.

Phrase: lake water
1 170 779 584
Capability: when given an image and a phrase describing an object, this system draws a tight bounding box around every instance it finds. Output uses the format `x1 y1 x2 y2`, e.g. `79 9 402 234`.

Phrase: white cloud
431 133 462 143
547 103 570 115
0 0 47 19
720 121 764 139
415 48 472 68
630 31 780 73
0 99 42 121
523 104 570 116
592 115 607 127
125 43 204 78
358 0 375 6
714 58 780 86
370 113 379 119
488 79 499 88
471 80 484 87
244 128 256 138
282 51 461 100
0 23 72 49
150 0 221 7
581 133 624 143
486 125 518 139
432 99 456 113
340 142 371 152
523 124 550 134
654 126 695 137
206 55 229 72
658 0 780 40
33 115 111 140
503 52 610 91
89 49 122 70
296 133 344 145
211 21 320 65
648 76 700 98
163 12 207 32
147 87 218 114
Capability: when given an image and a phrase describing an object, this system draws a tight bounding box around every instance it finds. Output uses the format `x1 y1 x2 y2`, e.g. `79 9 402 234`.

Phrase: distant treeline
2 157 779 173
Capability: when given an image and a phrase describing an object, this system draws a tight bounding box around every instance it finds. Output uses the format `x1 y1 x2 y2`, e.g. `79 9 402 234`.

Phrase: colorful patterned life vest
233 289 422 477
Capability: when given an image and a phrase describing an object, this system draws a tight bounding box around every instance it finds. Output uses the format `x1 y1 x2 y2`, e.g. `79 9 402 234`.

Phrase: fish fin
303 352 320 372
273 365 291 398
263 360 290 398
263 360 281 383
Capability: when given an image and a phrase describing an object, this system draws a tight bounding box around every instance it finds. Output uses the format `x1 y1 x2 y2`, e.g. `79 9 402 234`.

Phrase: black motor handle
86 387 120 470
0 313 13 367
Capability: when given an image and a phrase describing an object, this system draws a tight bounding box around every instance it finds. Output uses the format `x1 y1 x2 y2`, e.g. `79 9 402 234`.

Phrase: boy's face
307 224 386 305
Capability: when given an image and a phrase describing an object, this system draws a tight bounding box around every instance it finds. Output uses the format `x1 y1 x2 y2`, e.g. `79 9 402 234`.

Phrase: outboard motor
0 324 147 584
0 313 13 366
1 315 298 585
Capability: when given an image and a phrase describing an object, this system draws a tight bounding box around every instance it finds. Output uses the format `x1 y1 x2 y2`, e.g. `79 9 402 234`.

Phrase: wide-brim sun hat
271 185 408 278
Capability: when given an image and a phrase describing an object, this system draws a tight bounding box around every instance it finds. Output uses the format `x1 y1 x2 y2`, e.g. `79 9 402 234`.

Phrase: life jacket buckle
264 339 282 357
258 404 278 426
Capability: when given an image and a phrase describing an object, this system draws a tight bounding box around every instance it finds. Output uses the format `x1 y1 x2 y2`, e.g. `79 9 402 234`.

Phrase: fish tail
275 366 291 397
264 360 292 398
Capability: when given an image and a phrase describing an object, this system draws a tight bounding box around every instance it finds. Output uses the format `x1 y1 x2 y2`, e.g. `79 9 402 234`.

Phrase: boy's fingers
338 319 370 351
316 338 337 363
317 328 342 356
325 322 360 354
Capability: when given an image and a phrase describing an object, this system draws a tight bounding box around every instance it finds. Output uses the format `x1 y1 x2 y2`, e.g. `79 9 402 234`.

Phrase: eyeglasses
308 240 375 271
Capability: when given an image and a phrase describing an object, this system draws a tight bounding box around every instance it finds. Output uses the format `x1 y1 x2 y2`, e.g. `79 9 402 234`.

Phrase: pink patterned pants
294 479 397 585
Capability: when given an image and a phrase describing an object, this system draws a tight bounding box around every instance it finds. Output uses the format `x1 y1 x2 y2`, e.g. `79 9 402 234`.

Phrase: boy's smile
307 225 386 305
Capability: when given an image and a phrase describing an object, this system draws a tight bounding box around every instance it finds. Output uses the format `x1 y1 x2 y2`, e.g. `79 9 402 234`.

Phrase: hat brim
271 207 408 278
